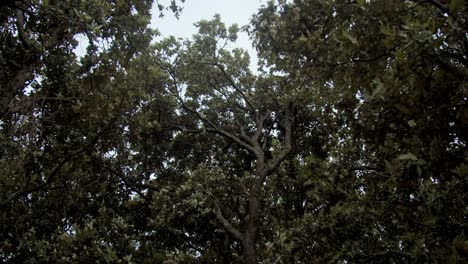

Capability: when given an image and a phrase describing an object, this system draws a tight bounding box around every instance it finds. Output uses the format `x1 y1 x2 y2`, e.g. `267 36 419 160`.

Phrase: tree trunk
242 234 258 264
242 184 261 263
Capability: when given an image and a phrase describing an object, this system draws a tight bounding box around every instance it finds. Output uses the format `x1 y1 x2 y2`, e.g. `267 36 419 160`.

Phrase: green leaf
116 0 125 8
370 79 385 99
450 0 465 12
342 30 358 45
228 24 239 42
397 153 418 161
417 165 422 176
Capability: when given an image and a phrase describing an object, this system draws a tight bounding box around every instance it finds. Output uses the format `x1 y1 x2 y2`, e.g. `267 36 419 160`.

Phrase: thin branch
211 62 255 112
209 81 252 113
1 144 81 206
1 120 116 206
92 156 154 201
416 0 449 13
327 47 396 68
348 166 389 179
162 65 258 155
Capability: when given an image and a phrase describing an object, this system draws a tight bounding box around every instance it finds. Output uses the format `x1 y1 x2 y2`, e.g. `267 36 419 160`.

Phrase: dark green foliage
1 0 467 263
250 0 468 262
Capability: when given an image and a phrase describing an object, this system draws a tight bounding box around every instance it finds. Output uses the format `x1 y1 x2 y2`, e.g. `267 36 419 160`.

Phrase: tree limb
252 110 271 147
209 192 244 241
16 10 33 50
263 103 295 178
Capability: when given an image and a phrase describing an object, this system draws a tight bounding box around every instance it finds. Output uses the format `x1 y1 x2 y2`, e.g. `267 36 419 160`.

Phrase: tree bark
242 234 258 264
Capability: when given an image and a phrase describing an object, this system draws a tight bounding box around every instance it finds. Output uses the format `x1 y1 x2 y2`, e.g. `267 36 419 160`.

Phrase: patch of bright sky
73 1 268 70
151 0 268 71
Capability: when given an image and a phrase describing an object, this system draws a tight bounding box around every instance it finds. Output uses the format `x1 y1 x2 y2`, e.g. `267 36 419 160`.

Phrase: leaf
394 104 410 114
417 165 422 176
450 0 465 12
370 79 385 99
342 30 358 45
397 153 418 161
92 25 104 33
116 0 125 8
228 24 239 42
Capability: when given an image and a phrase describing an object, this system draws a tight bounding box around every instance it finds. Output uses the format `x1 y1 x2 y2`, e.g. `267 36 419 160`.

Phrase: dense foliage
1 0 467 263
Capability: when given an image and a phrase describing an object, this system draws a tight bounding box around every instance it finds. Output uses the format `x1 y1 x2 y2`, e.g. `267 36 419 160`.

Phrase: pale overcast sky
75 1 267 69
152 0 268 70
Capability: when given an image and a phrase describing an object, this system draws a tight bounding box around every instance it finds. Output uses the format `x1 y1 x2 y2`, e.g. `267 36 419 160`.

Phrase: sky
73 1 267 69
151 0 268 70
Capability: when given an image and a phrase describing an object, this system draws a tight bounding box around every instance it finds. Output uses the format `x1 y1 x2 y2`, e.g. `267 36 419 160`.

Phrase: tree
151 15 302 263
0 0 182 262
1 0 467 263
145 14 330 263
249 0 468 262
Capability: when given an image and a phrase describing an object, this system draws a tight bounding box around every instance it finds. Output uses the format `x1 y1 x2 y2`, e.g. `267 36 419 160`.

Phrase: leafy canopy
1 0 467 263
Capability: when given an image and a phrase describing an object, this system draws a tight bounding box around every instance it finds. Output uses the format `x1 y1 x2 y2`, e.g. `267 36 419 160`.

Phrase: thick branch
16 10 33 50
210 192 244 241
252 111 271 147
263 104 295 178
235 121 251 142
262 114 279 150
